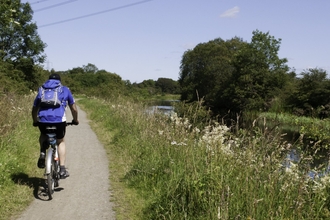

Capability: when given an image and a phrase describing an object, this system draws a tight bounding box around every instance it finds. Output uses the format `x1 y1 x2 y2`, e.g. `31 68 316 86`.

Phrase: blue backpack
39 84 63 108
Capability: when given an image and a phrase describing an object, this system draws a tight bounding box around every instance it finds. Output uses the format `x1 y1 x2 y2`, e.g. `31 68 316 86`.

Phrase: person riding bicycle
32 73 79 179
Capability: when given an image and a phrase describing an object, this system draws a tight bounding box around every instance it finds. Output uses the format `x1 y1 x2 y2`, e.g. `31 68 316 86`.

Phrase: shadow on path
11 172 64 201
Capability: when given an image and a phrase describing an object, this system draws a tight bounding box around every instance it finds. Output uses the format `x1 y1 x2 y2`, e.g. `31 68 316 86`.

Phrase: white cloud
220 6 240 18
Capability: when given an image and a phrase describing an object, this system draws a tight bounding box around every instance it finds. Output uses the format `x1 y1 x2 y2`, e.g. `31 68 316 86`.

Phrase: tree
83 63 98 73
138 79 156 88
155 78 180 94
67 67 84 74
0 0 47 89
0 0 46 64
179 37 247 113
0 59 27 93
222 30 289 114
287 68 330 117
179 30 290 117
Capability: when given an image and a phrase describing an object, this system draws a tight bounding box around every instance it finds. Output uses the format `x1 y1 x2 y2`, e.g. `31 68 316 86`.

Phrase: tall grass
260 112 330 158
79 97 330 219
0 92 41 220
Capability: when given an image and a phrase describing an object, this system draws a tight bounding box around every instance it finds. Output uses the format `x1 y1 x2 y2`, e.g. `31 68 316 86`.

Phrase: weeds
0 92 41 220
80 97 330 219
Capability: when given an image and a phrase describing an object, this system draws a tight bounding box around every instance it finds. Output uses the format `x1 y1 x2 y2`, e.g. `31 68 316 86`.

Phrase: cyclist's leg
37 124 48 168
55 122 66 166
38 123 48 151
56 123 69 178
37 134 47 168
58 139 69 178
39 133 48 153
57 138 66 166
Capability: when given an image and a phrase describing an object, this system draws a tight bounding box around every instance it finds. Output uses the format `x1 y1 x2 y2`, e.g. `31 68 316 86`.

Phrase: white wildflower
193 127 200 133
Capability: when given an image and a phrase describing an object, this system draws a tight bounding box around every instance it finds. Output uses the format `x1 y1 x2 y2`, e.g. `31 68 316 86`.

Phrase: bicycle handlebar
33 121 78 127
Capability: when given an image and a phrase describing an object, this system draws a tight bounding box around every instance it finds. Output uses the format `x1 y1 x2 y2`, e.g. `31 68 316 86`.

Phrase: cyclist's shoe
54 180 59 187
37 153 45 169
59 170 70 179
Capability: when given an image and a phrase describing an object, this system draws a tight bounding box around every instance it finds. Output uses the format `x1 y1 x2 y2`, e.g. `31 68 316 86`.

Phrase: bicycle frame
43 125 60 200
45 132 58 175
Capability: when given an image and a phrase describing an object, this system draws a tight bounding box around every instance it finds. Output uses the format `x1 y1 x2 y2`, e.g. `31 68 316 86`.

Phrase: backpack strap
56 84 65 107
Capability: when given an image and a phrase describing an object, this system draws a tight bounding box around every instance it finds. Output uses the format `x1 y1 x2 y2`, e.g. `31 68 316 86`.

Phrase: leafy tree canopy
179 30 290 117
0 0 46 64
83 63 98 73
156 77 180 94
179 37 245 104
224 30 289 113
287 68 330 117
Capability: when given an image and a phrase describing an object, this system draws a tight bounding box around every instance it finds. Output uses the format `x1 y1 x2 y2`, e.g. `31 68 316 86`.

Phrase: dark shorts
38 122 66 139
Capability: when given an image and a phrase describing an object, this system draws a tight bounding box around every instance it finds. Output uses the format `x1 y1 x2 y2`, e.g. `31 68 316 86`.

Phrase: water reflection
146 100 177 116
241 119 330 179
146 105 174 116
282 133 330 178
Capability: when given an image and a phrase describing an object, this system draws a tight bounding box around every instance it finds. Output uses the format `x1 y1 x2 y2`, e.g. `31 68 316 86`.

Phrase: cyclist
32 73 79 179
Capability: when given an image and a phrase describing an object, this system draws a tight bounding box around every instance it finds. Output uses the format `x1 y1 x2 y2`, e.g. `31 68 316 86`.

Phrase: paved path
16 106 116 220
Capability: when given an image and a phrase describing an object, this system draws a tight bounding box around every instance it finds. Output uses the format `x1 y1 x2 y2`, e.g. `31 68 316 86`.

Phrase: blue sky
22 0 330 83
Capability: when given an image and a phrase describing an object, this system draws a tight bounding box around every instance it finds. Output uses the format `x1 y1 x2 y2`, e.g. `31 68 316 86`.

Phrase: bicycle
43 122 74 200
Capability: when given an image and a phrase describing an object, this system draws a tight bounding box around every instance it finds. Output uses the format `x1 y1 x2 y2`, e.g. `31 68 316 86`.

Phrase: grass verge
78 96 330 219
77 97 147 219
0 93 42 220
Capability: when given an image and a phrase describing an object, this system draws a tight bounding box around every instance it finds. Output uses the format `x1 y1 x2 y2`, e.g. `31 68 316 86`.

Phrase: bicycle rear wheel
54 160 60 187
46 159 55 200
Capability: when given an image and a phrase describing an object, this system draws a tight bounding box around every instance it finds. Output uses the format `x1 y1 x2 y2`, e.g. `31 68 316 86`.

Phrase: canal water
146 100 176 116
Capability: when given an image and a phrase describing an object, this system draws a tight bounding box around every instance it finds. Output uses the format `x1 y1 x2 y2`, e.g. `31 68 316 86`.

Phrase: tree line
55 63 180 99
1 0 329 120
